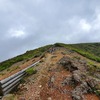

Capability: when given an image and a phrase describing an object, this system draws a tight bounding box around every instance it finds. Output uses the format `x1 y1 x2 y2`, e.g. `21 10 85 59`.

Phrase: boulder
59 57 78 72
72 70 86 83
61 75 73 86
48 75 55 88
72 82 91 100
94 73 100 79
86 76 100 88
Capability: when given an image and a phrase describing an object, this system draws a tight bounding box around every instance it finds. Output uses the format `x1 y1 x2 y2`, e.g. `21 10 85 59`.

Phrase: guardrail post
0 60 40 96
0 82 3 96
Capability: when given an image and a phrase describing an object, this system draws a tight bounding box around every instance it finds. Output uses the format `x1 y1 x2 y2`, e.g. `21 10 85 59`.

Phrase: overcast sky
0 0 100 62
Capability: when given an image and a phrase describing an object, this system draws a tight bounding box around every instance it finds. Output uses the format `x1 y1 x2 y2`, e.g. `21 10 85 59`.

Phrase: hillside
54 43 100 62
1 42 100 72
57 43 100 57
1 43 100 100
0 45 52 71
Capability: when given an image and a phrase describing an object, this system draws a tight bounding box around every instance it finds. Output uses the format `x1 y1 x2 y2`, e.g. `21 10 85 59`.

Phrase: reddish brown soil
84 94 99 100
2 47 100 100
0 57 39 80
13 48 100 100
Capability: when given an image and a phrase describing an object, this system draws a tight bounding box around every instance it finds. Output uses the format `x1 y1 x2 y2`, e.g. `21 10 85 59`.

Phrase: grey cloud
0 0 100 61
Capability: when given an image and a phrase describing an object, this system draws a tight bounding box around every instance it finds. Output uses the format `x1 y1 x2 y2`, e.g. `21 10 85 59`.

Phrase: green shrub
73 56 80 60
95 90 100 96
54 43 64 47
0 44 52 71
20 78 26 84
7 68 10 71
54 43 100 62
25 67 37 75
73 49 100 62
91 87 100 96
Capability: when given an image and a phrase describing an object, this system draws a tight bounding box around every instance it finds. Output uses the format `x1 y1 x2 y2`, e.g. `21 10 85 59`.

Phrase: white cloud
11 30 25 38
93 13 100 30
8 27 26 38
79 19 91 32
1 0 100 62
0 0 14 11
67 17 91 33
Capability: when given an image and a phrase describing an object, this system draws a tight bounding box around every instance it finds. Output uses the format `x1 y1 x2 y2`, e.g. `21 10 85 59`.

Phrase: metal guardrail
0 60 40 96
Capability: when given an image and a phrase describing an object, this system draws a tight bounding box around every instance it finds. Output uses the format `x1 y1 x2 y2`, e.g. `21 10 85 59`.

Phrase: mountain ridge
1 43 100 100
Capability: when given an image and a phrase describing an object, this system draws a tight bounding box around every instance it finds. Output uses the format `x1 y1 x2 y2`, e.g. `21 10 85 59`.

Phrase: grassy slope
0 45 52 71
54 43 100 62
1 42 100 71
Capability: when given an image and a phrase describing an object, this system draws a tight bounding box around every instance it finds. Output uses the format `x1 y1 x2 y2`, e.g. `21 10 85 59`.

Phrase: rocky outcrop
61 75 73 86
94 73 100 79
59 57 78 72
59 56 88 72
72 82 90 100
59 56 100 100
48 75 55 88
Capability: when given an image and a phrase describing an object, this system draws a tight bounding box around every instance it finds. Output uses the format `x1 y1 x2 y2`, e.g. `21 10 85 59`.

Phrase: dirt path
2 47 100 100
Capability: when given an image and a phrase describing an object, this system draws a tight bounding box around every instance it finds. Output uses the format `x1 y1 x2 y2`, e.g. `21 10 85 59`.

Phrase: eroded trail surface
0 58 39 80
2 47 100 100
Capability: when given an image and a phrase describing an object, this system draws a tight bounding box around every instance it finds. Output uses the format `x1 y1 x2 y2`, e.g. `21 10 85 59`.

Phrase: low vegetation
25 67 37 75
54 43 100 62
0 45 52 71
1 42 100 71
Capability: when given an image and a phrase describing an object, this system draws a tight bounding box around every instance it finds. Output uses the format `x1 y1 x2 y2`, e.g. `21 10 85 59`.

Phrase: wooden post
0 82 3 96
